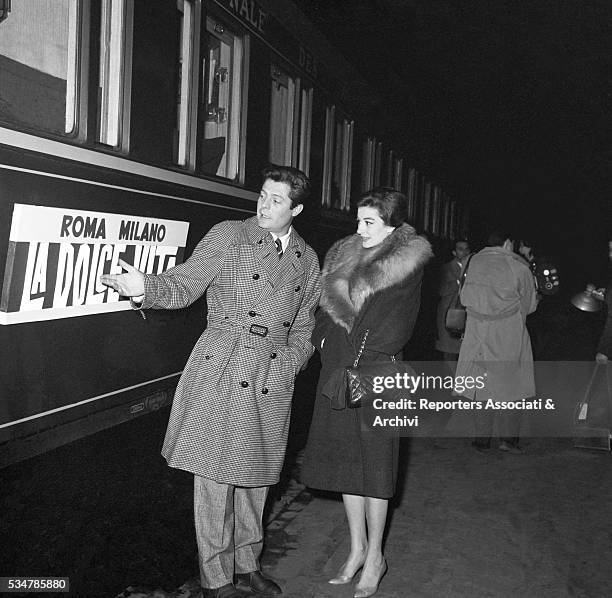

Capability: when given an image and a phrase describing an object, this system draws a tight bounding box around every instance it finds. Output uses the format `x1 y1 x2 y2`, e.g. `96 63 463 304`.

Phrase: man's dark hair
487 230 511 247
357 187 408 227
262 165 311 208
512 237 536 256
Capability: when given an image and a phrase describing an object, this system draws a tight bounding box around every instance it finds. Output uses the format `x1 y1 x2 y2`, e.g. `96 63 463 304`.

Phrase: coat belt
466 304 520 321
206 315 288 344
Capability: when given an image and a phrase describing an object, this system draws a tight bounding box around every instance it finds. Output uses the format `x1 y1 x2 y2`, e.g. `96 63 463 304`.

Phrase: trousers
194 475 269 589
473 405 522 444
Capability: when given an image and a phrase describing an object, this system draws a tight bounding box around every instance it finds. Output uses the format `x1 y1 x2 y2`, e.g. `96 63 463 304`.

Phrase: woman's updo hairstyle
357 187 408 227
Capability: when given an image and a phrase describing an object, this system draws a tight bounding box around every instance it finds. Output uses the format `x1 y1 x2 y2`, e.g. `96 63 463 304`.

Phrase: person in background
101 165 321 598
515 238 561 359
301 188 432 598
435 238 471 371
456 230 537 454
594 239 612 363
430 238 471 440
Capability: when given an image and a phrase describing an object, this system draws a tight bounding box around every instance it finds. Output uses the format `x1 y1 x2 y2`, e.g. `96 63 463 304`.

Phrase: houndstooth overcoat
140 216 321 486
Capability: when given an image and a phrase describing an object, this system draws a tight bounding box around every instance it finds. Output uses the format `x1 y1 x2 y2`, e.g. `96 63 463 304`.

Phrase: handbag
445 254 473 337
345 330 370 409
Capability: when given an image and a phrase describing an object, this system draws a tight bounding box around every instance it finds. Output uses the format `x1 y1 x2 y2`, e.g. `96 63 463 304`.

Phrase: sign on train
0 204 189 325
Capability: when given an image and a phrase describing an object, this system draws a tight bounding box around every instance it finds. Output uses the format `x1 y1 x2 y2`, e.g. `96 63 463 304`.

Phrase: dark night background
295 0 611 289
1 4 611 597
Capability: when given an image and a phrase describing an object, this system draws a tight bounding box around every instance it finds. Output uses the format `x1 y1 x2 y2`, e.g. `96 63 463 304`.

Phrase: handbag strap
453 253 474 307
458 253 474 290
353 329 370 367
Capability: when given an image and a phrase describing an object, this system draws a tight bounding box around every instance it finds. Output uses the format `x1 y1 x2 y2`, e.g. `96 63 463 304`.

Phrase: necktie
274 237 283 259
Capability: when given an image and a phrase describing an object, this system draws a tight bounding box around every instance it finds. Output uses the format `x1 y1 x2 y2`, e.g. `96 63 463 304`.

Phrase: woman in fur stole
302 188 432 597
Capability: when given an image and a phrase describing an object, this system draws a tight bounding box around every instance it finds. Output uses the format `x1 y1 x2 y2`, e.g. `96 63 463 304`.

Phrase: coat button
258 239 263 244
296 251 302 257
241 381 249 388
283 321 290 327
249 311 256 317
270 352 277 359
295 285 301 292
205 355 211 360
253 273 260 280
262 388 269 395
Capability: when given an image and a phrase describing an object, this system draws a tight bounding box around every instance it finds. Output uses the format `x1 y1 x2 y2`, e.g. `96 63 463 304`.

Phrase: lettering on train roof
226 0 267 34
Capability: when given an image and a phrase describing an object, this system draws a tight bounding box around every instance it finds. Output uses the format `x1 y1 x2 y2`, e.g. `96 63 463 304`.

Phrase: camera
531 259 560 296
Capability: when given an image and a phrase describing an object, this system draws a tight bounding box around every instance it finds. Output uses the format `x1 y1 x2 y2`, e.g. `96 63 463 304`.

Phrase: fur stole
320 223 432 331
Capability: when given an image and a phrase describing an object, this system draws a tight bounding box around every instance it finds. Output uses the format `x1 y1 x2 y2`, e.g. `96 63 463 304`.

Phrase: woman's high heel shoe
353 558 387 598
328 554 366 585
328 566 363 585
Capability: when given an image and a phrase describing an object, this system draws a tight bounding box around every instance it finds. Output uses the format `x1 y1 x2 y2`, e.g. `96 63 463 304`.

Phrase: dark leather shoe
499 441 525 454
201 583 246 598
471 440 491 453
235 571 282 595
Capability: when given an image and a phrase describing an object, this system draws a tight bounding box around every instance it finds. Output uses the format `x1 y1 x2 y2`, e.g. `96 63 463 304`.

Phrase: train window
374 141 382 187
385 151 404 190
174 0 201 169
269 65 313 175
199 16 246 180
423 182 432 231
441 195 450 238
0 0 81 136
449 200 457 239
392 154 404 191
362 137 374 192
431 186 440 235
97 0 133 149
298 86 313 175
361 137 382 192
385 150 394 187
269 65 297 166
322 105 353 211
406 167 417 221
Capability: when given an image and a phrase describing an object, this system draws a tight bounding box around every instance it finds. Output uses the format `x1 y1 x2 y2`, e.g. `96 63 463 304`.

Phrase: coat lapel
243 217 281 280
260 229 306 304
273 231 306 288
256 235 283 281
242 218 306 304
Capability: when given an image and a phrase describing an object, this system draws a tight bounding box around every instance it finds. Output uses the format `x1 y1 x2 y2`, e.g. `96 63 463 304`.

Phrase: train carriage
0 0 461 466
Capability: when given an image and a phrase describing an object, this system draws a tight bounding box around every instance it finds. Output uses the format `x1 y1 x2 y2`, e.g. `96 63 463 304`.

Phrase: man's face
453 241 470 261
256 179 303 235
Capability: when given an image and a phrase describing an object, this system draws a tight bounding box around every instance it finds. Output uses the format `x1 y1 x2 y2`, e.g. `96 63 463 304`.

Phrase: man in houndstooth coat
101 165 321 598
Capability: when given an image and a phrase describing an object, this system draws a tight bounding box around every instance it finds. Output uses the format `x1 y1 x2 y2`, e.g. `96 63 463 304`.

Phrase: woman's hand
100 259 145 297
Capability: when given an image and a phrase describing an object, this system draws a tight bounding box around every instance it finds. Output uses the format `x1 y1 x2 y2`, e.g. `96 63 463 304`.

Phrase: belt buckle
249 324 268 337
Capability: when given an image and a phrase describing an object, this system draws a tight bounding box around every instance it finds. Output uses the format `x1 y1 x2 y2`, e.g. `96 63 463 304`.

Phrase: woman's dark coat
301 224 432 498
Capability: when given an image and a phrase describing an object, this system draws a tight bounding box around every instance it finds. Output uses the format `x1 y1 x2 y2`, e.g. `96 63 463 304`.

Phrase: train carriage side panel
0 145 256 466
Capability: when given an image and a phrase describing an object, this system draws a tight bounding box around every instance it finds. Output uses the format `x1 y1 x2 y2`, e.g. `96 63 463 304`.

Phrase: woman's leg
355 497 388 592
329 493 368 582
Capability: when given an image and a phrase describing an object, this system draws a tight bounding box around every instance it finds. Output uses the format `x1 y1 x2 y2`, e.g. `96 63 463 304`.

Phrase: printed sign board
1 204 190 324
